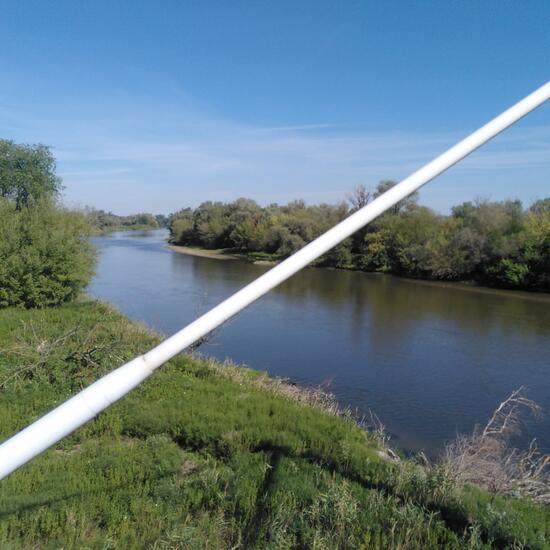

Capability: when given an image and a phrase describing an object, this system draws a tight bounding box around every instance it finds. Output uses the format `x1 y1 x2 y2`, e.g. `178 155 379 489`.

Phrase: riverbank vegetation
0 140 96 308
1 300 549 548
168 183 550 291
85 208 167 233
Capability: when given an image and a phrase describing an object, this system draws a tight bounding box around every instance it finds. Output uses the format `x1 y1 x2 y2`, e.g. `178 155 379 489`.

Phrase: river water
88 229 550 456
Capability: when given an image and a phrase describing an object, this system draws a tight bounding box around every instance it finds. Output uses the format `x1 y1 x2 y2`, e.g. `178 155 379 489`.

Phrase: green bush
488 258 530 288
0 199 96 308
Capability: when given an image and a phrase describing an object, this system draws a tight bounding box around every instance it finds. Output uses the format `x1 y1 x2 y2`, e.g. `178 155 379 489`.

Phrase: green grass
0 301 548 548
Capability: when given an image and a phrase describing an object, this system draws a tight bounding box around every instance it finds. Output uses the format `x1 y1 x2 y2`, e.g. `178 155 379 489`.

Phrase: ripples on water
89 229 550 456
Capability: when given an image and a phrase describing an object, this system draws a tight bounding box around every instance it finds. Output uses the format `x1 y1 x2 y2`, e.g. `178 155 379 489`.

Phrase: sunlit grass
0 300 548 548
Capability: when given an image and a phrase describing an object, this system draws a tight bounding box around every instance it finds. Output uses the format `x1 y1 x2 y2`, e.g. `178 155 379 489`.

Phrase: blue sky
0 1 549 214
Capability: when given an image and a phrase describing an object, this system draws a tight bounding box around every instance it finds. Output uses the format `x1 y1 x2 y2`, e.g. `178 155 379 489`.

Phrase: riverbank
167 244 242 260
168 243 278 265
168 243 550 299
0 300 548 547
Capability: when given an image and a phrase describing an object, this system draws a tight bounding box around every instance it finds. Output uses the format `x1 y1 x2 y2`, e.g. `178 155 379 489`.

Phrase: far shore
167 244 242 261
167 244 278 265
168 244 278 265
166 243 550 302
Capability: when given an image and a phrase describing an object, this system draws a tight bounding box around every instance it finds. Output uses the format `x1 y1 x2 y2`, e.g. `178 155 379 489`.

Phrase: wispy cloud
1 87 548 214
253 123 338 133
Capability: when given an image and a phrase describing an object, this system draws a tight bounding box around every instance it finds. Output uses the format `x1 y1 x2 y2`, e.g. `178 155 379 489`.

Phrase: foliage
85 207 162 233
0 301 548 548
0 199 97 308
168 197 350 261
0 140 62 209
0 139 96 308
168 188 550 291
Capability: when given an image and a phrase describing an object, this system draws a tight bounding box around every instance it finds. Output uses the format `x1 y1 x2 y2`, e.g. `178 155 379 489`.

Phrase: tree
348 184 372 211
529 198 550 216
192 201 229 248
450 200 525 282
520 207 550 289
374 180 419 215
155 214 168 227
0 140 62 209
168 208 194 244
0 199 96 308
0 140 96 308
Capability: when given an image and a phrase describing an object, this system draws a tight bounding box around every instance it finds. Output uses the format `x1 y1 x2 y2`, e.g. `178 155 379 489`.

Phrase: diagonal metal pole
1 81 549 480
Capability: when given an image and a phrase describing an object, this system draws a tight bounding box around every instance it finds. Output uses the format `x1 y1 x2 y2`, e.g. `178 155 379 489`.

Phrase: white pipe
1 81 549 480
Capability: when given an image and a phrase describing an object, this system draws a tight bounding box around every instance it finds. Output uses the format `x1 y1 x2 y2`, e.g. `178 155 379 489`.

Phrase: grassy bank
0 301 548 548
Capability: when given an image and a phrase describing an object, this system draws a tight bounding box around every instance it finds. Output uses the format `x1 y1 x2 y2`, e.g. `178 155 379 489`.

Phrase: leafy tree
130 213 159 227
0 140 96 308
0 140 62 209
321 239 353 268
155 214 168 227
520 208 550 289
374 180 419 215
529 198 550 216
192 201 230 248
451 200 525 281
227 198 268 251
274 226 306 256
358 230 391 272
0 199 96 308
168 208 194 244
85 208 161 232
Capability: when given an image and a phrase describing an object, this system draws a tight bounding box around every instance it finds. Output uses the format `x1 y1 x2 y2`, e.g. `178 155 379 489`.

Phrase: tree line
85 208 167 233
1 135 547 308
168 182 550 291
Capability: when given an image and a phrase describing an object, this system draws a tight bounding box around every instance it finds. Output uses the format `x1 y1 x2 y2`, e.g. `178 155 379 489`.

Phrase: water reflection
89 230 550 455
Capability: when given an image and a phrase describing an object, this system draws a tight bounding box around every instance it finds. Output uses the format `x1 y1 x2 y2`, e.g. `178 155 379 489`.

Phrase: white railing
1 81 549 480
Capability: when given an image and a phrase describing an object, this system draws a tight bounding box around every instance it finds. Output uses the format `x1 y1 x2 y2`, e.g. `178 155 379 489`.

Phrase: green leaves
169 192 550 291
0 140 61 209
0 200 97 308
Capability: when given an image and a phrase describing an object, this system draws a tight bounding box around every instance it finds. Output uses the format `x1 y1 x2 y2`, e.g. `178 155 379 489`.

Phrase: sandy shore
168 245 279 266
167 245 240 260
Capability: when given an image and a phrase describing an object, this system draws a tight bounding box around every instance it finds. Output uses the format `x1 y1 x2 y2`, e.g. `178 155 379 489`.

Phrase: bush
0 199 96 308
487 258 530 288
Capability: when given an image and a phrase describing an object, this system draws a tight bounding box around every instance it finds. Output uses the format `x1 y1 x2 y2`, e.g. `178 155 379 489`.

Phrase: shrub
487 258 530 288
0 199 96 308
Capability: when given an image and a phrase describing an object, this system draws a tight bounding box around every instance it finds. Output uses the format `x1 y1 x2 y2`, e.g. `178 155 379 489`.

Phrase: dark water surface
89 229 550 455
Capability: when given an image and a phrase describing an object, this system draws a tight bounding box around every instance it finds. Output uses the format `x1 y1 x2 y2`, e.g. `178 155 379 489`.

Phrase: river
88 229 550 456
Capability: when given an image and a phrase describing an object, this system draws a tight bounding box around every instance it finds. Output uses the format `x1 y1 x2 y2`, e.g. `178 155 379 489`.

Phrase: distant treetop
0 140 62 209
